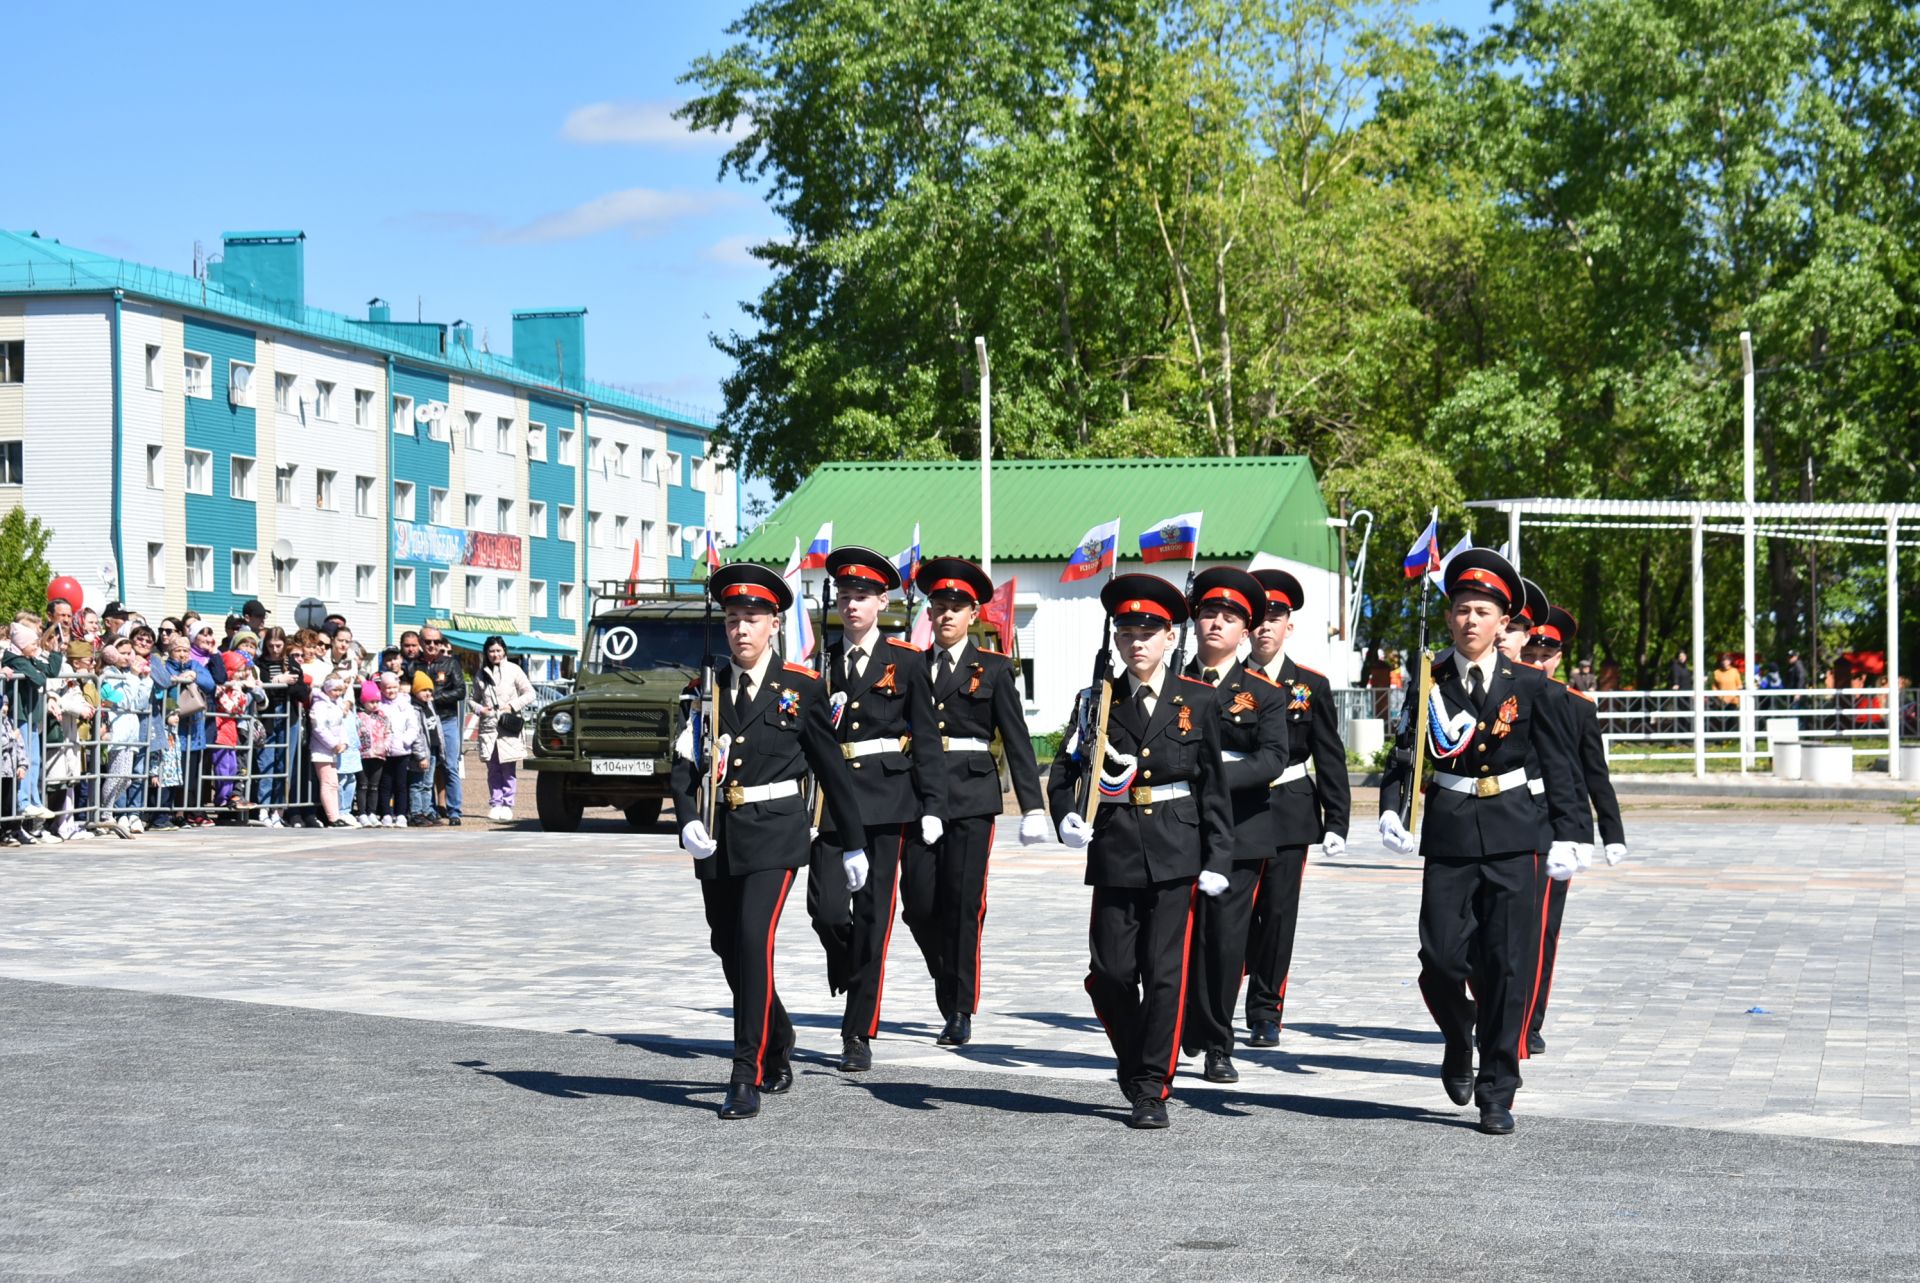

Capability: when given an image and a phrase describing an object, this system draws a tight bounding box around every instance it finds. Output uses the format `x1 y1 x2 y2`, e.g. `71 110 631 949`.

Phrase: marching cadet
900 557 1049 1047
1049 574 1235 1129
1522 600 1628 1056
1376 549 1584 1135
670 563 866 1121
1177 568 1290 1084
1241 568 1351 1046
807 546 949 1073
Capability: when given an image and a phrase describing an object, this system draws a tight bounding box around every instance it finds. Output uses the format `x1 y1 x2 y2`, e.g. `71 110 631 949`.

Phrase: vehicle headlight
550 711 574 735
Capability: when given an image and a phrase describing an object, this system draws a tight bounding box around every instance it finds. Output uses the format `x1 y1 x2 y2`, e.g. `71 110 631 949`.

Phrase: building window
558 428 576 466
183 352 211 399
231 550 257 594
354 475 376 518
465 573 485 609
558 505 576 540
497 498 513 533
275 464 296 505
185 546 212 592
529 501 547 538
666 524 681 559
640 447 657 483
228 361 255 407
588 510 604 548
274 372 295 413
529 580 547 617
496 417 513 453
641 519 656 555
393 566 415 606
316 561 337 598
145 344 161 390
465 411 482 451
613 514 628 547
392 394 413 436
0 441 21 486
184 449 212 495
316 469 337 511
393 480 415 521
274 555 297 596
146 542 165 588
315 380 335 421
146 445 164 489
465 493 483 528
229 455 256 501
429 487 448 524
355 564 376 602
425 403 448 442
665 451 682 485
496 576 514 610
527 422 547 461
429 569 449 610
614 441 630 477
0 342 20 384
353 388 373 427
558 582 576 618
589 434 604 472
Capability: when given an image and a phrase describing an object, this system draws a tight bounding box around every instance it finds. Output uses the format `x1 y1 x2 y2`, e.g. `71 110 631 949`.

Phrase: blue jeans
439 714 464 819
20 721 43 811
254 713 288 807
409 760 433 817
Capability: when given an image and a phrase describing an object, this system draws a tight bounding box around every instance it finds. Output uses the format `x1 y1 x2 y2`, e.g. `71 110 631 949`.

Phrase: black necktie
1202 668 1220 684
735 671 754 722
1135 684 1152 720
847 648 864 683
936 650 953 688
1467 664 1486 712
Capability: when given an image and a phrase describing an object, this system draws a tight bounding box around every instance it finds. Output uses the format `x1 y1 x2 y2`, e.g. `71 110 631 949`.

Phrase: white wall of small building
23 297 117 613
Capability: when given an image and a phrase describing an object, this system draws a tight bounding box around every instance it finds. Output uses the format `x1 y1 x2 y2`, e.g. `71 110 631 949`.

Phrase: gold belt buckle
840 743 857 760
941 736 951 751
1130 785 1153 806
725 783 746 809
1475 776 1500 799
899 735 911 752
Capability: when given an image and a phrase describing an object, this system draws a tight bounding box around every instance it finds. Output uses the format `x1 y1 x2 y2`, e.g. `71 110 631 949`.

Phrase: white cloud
494 188 742 244
704 233 775 267
560 100 738 149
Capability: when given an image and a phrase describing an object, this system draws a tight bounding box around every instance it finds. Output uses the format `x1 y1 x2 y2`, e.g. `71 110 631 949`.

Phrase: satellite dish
98 561 118 587
272 538 295 563
414 402 434 424
294 597 328 630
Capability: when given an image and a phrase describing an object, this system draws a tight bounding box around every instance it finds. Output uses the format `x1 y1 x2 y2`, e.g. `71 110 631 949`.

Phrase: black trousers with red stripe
1529 876 1571 1036
807 826 907 1039
900 814 994 1020
1244 845 1309 1027
701 867 797 1086
1088 879 1198 1103
1183 860 1265 1056
1417 852 1539 1109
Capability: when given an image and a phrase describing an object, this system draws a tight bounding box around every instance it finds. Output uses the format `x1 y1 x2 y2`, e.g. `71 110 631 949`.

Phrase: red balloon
45 576 83 612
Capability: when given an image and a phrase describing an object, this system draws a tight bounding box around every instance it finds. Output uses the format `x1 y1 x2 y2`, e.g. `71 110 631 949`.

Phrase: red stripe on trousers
1159 883 1200 1100
1239 857 1267 985
1520 853 1549 1061
970 820 995 1013
754 868 796 1083
867 824 905 1038
1275 857 1308 1014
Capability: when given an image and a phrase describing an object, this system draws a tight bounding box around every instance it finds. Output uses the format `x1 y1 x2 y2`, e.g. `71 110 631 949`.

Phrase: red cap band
1115 598 1172 622
1534 624 1564 643
721 582 779 606
929 577 978 601
1456 567 1513 601
835 564 888 585
1264 589 1295 609
1199 586 1253 617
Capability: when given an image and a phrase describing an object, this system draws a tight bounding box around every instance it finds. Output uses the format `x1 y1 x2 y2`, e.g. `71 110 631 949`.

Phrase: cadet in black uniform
1376 549 1584 1135
1049 574 1235 1129
670 563 866 1120
1522 602 1628 1055
807 546 949 1073
1177 568 1290 1084
899 557 1049 1047
1242 568 1351 1045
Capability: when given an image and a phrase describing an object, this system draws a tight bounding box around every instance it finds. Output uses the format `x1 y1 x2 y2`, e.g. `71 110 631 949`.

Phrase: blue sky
5 0 1499 497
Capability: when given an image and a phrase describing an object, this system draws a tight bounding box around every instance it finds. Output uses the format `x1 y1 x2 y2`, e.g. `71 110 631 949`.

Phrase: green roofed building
731 457 1352 733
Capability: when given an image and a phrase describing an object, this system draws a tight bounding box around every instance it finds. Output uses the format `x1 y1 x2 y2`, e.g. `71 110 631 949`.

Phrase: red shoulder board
885 637 923 652
783 662 818 679
977 647 1009 659
1245 669 1282 688
1570 687 1597 704
1292 662 1325 678
1177 674 1213 688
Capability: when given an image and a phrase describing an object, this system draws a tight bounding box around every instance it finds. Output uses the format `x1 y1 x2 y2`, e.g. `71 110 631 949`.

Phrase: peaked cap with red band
825 545 901 594
1101 573 1188 626
1514 577 1551 631
1249 567 1304 616
708 562 793 612
1441 548 1521 613
1189 566 1266 623
915 557 995 605
1533 604 1578 647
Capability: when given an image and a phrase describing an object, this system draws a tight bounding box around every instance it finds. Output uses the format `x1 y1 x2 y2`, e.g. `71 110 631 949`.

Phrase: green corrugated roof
730 457 1337 570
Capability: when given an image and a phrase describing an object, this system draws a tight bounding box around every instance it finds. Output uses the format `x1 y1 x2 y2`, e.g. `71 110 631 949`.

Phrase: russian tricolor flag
1139 511 1203 565
799 522 833 571
704 528 723 574
1061 518 1121 583
1403 518 1442 579
781 538 816 661
893 523 921 586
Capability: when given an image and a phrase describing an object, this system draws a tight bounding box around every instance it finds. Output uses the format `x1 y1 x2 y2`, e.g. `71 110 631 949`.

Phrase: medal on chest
777 687 801 719
1491 695 1518 739
967 663 984 695
1228 690 1257 716
1289 681 1311 713
872 662 899 695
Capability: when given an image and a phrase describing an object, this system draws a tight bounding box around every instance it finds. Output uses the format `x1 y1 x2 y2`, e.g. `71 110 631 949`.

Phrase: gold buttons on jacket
1478 743 1488 752
732 757 743 767
938 702 946 710
1141 747 1152 758
1143 807 1154 815
938 721 947 729
737 735 747 743
1477 721 1486 730
1142 769 1152 780
1480 764 1489 773
851 722 860 730
852 701 861 710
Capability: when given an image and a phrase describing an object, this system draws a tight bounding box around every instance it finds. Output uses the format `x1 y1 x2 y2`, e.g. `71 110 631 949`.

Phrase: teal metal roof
0 230 712 431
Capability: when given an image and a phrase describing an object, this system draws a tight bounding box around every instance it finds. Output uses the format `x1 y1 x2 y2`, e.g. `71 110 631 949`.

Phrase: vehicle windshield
585 617 728 675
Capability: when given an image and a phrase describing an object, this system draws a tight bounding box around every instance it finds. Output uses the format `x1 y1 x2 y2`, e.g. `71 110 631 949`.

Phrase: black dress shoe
1442 1042 1474 1107
936 1015 960 1046
760 1064 794 1094
1527 1031 1546 1056
951 1013 971 1045
1477 1102 1515 1135
839 1035 872 1072
1202 1051 1239 1084
1129 1097 1170 1130
1246 1020 1280 1048
718 1082 761 1119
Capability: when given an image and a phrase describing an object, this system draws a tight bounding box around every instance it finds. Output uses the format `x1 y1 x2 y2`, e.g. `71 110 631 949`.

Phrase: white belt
1221 750 1247 763
723 779 803 808
842 736 908 759
1429 769 1543 798
1269 761 1309 786
1113 781 1191 806
943 736 990 752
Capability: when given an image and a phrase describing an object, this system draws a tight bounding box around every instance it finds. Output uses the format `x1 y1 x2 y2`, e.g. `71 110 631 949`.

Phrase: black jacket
1183 658 1290 860
923 641 1044 820
1048 673 1236 887
1569 685 1625 845
1262 657 1352 847
424 655 467 720
670 654 865 881
817 635 949 836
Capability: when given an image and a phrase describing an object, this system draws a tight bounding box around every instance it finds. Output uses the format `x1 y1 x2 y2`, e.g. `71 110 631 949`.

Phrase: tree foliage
0 508 53 623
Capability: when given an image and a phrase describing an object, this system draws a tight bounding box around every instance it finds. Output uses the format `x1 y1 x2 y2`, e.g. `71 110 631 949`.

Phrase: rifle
810 573 836 829
699 589 719 830
1399 519 1435 831
1072 613 1116 822
1172 566 1199 674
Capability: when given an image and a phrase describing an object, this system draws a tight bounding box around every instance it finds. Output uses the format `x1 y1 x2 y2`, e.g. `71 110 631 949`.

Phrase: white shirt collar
737 648 775 696
843 628 876 660
1454 648 1498 687
940 637 969 667
1254 652 1284 683
1129 666 1167 701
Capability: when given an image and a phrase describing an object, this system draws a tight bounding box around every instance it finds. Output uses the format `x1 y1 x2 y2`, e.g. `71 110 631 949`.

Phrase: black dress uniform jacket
926 641 1044 819
1379 649 1584 856
670 655 865 879
1184 659 1290 859
1267 658 1351 847
1048 673 1237 886
820 636 948 835
1568 685 1625 846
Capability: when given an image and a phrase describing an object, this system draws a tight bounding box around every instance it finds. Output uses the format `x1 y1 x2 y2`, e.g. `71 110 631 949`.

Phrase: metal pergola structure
1466 497 1920 778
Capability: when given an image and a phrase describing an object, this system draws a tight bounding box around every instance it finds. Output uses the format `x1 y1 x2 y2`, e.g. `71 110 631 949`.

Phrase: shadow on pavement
1285 1022 1445 1046
1177 1090 1471 1128
833 1077 1132 1124
455 1058 725 1112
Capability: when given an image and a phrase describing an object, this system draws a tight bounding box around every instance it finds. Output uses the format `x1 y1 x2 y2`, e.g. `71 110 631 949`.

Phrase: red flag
980 576 1017 656
624 540 641 605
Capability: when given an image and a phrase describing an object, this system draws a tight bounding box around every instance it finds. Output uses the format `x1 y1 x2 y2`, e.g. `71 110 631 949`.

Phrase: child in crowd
377 671 427 827
211 650 256 814
95 634 152 838
46 640 100 841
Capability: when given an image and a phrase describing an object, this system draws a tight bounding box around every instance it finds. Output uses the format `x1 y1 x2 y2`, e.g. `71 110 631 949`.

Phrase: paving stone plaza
3 802 1916 1280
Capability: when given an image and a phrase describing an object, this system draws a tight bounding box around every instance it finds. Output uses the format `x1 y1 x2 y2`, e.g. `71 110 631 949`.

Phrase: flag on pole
980 576 1018 656
909 600 933 649
781 538 815 662
1430 533 1472 591
1062 518 1121 583
623 540 642 604
893 523 922 586
1139 512 1203 565
1403 518 1442 579
704 529 723 574
799 522 833 571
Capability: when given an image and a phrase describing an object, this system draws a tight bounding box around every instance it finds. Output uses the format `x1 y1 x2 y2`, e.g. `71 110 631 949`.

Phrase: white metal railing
1592 685 1917 776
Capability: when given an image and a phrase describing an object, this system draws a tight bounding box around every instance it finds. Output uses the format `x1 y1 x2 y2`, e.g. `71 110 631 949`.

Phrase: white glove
680 820 717 860
1377 811 1417 856
1321 831 1347 858
1546 840 1578 881
1604 842 1628 866
1059 811 1091 849
920 815 944 846
1575 843 1594 872
842 849 870 893
1197 870 1229 898
1018 811 1048 846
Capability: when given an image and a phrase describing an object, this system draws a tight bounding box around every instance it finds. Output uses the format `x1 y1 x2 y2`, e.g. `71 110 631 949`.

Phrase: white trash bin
1346 718 1384 760
1800 741 1854 784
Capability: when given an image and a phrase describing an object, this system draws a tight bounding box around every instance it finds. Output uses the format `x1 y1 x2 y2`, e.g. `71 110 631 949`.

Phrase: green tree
0 508 53 621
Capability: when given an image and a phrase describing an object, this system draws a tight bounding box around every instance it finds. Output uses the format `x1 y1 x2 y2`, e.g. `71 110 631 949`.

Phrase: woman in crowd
3 623 63 838
95 633 152 837
472 636 535 823
252 627 309 828
45 639 100 840
128 624 160 822
153 630 214 827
